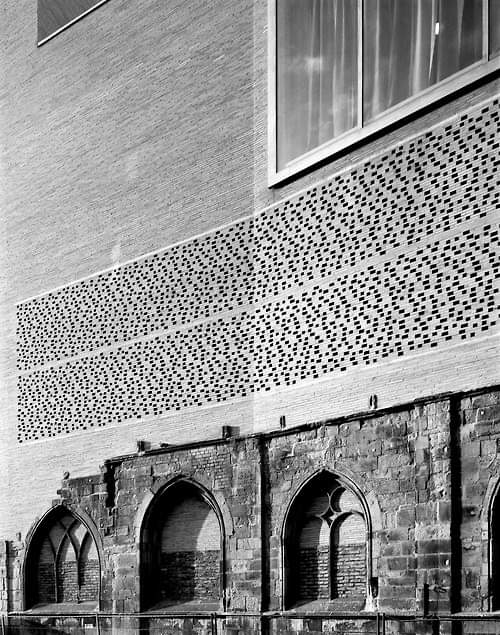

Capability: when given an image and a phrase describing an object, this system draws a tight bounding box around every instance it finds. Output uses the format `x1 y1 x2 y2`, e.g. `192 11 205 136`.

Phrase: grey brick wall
0 0 254 301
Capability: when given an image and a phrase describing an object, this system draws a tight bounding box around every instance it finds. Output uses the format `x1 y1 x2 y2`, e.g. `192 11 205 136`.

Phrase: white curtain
491 0 500 56
364 0 483 122
277 0 358 169
277 0 484 169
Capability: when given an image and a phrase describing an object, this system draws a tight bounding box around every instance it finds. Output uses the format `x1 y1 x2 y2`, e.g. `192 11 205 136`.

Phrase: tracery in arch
26 508 99 608
284 471 369 609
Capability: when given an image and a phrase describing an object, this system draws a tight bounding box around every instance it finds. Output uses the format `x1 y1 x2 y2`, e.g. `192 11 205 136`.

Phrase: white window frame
37 0 111 46
268 0 500 186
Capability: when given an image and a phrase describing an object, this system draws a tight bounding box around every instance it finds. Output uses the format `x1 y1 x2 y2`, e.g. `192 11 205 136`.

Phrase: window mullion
483 0 489 59
54 559 59 604
357 0 363 128
329 519 334 600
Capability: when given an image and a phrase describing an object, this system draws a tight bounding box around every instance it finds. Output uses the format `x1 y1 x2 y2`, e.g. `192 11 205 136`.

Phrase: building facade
0 0 499 633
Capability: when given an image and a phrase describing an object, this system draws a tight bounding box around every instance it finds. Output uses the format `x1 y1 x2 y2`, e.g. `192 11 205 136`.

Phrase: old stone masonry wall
3 388 500 634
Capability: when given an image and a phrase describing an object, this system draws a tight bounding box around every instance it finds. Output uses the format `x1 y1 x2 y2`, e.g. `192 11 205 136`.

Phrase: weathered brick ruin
3 388 499 633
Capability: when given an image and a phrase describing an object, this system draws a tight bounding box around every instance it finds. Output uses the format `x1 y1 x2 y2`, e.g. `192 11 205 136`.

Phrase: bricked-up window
271 0 499 183
26 509 99 608
285 472 368 609
141 481 223 611
37 0 111 46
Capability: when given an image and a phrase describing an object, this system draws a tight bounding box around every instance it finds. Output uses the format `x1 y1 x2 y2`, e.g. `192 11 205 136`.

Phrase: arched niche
282 469 373 610
485 478 500 611
479 476 500 612
140 478 225 612
492 490 500 610
24 506 101 610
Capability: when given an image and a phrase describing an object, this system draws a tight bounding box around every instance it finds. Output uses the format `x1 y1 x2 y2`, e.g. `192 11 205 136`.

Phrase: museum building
0 0 499 632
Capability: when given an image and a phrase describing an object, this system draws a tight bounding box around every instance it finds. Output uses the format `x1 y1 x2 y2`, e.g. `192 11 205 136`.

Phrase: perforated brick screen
16 99 499 442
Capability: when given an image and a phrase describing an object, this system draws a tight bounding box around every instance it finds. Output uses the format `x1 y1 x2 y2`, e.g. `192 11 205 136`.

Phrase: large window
37 0 111 45
272 0 500 183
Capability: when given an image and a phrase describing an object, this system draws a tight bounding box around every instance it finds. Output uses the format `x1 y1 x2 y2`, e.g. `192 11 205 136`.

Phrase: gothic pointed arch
24 506 101 609
492 488 500 610
140 477 225 611
483 477 500 611
282 469 373 610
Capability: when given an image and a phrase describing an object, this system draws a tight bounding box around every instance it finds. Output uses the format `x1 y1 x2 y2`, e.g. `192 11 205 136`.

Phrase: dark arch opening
25 507 100 610
283 470 369 610
140 479 224 612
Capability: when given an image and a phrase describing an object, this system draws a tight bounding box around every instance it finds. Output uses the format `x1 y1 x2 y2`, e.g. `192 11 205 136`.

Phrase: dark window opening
26 508 99 610
284 471 368 610
492 490 500 611
141 481 223 612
